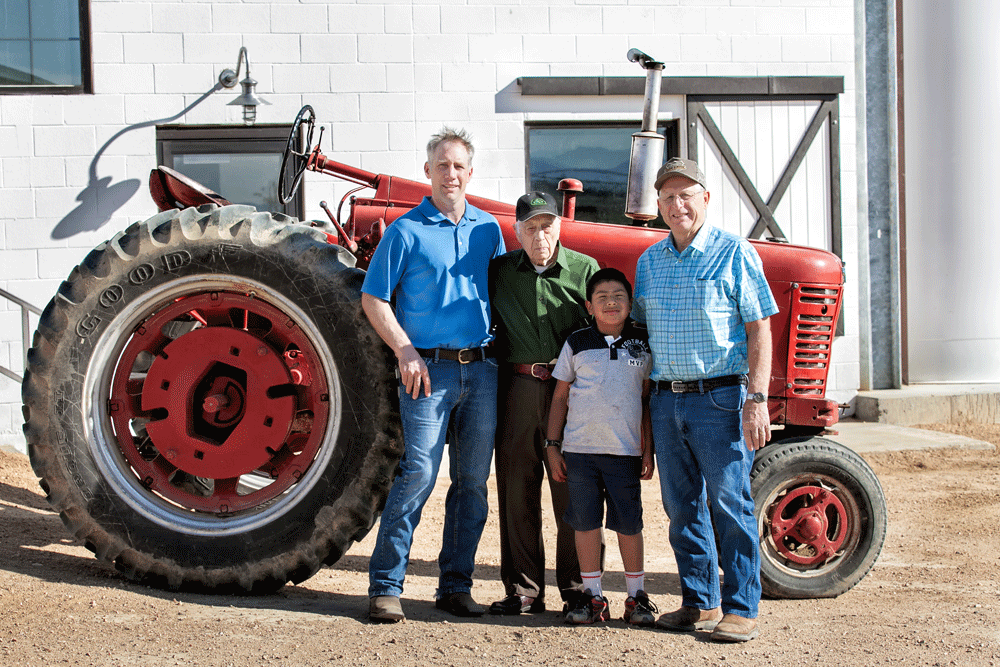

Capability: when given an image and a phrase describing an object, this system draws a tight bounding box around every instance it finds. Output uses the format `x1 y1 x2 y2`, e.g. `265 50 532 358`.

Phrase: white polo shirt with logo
552 320 652 457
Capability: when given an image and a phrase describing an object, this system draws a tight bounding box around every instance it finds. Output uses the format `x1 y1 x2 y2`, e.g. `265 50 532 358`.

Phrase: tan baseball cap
654 157 707 191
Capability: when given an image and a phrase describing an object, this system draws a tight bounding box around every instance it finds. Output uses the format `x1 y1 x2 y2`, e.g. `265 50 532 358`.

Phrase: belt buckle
530 363 551 380
457 348 473 364
670 380 685 393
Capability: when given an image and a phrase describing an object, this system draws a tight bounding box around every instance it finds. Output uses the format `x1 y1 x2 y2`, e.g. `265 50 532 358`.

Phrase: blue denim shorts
563 452 643 535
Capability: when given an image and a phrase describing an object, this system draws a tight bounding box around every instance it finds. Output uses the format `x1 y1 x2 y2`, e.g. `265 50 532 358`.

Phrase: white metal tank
904 0 1000 382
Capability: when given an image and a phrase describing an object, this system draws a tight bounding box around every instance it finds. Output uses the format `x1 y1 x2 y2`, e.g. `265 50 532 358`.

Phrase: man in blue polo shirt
361 127 506 622
632 158 778 643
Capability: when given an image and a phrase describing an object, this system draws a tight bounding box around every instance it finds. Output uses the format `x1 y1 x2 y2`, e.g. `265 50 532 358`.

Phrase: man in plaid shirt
631 158 778 643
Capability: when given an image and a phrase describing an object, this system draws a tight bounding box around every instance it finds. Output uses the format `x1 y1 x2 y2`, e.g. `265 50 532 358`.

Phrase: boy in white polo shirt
545 268 657 626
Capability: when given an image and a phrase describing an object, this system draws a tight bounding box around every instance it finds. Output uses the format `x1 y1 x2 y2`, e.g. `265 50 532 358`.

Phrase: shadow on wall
51 83 225 240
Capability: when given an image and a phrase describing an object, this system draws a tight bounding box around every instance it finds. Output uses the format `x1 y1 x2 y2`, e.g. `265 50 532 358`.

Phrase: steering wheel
278 105 316 205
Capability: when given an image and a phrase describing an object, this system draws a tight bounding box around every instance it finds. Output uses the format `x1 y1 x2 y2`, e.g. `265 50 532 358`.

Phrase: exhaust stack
624 49 665 222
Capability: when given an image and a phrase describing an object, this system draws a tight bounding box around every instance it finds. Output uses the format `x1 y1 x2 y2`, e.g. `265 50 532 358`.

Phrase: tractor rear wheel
751 437 887 598
22 204 401 593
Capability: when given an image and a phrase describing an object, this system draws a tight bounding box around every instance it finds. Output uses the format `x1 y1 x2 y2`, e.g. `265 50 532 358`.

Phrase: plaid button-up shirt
631 223 778 382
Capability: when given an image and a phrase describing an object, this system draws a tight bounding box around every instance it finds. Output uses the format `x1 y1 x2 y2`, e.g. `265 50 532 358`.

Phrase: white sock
581 571 603 598
625 571 645 598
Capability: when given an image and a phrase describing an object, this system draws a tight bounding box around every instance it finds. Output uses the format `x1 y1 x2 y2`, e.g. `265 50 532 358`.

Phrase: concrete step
854 384 1000 425
830 418 995 453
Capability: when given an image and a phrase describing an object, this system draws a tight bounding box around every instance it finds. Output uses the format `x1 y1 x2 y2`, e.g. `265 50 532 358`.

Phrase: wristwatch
746 392 766 404
544 439 562 450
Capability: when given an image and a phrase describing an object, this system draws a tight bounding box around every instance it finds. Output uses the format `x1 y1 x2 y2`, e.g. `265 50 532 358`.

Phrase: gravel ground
1 423 998 667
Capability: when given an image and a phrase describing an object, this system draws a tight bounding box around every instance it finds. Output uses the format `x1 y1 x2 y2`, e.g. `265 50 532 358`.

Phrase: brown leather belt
415 347 493 363
513 363 555 381
656 374 747 393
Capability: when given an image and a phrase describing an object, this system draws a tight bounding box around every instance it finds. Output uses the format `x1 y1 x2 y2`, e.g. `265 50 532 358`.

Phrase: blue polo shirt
631 222 777 381
362 196 506 350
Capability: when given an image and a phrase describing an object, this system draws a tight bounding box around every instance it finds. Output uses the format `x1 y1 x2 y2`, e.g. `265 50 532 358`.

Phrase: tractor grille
788 284 842 396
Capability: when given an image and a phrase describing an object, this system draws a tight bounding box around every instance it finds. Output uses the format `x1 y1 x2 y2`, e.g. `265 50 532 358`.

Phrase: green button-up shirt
489 244 599 364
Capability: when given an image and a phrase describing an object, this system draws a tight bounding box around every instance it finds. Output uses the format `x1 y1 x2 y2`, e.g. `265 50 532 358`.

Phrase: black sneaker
489 594 545 615
565 590 610 625
623 590 657 626
561 590 587 615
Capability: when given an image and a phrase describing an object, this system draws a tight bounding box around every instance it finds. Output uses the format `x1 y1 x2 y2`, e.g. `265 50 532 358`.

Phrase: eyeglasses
658 188 705 206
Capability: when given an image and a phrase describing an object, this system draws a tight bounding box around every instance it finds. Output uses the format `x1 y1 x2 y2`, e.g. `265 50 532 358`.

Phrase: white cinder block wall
0 1 858 454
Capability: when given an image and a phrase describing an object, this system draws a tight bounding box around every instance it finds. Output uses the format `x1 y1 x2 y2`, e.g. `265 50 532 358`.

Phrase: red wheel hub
141 327 296 480
107 291 330 513
767 485 848 566
200 376 246 427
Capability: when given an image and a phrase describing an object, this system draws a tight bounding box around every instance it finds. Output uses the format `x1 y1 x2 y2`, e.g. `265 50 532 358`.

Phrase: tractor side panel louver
787 284 842 397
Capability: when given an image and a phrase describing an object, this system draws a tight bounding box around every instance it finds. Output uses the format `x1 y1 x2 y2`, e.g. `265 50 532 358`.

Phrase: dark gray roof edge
517 76 844 96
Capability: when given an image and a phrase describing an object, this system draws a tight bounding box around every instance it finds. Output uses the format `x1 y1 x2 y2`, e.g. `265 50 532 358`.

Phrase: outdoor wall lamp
218 47 269 126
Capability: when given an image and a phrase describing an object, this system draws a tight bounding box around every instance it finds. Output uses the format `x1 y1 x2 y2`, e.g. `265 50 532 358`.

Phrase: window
525 121 679 227
157 125 303 220
0 0 92 93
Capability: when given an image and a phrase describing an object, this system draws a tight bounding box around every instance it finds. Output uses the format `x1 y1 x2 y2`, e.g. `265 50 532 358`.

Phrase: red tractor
22 57 886 600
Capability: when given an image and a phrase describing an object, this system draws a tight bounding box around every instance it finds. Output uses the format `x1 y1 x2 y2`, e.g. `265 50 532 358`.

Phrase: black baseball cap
515 191 559 223
654 157 707 191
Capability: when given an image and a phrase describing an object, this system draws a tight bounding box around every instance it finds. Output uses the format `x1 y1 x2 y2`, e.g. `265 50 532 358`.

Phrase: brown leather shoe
710 613 759 642
435 591 486 617
655 605 723 632
369 595 405 623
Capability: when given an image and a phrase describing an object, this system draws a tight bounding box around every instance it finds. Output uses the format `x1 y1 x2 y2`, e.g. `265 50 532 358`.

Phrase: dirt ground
1 423 998 667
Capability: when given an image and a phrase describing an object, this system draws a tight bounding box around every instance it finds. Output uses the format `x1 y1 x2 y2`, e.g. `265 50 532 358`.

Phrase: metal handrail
0 287 42 384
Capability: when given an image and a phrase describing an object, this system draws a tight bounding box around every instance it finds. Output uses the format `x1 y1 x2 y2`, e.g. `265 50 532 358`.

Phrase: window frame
0 0 93 94
524 119 680 227
156 124 303 220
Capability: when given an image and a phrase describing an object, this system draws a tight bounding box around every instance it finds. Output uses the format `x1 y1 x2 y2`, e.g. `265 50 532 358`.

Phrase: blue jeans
368 356 498 599
650 383 760 618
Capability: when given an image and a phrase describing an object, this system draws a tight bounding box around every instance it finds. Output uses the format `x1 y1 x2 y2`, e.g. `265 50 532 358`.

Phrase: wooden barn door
686 96 842 258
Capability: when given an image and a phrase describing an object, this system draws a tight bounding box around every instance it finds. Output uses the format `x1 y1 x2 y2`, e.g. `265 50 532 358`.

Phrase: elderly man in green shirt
487 191 600 615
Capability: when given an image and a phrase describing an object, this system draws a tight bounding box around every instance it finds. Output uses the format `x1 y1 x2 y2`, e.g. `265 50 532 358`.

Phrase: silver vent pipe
624 49 665 222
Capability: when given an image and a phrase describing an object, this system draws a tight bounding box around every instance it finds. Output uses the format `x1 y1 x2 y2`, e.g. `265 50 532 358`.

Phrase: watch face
750 392 766 403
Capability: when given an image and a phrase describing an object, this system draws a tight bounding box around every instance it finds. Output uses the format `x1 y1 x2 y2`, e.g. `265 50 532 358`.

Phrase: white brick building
6 1 981 454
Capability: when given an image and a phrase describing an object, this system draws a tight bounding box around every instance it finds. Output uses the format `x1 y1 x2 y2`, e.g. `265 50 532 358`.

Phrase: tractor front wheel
752 437 887 598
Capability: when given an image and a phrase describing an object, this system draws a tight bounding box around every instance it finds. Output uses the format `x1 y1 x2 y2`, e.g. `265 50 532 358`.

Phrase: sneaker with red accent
623 590 657 626
565 591 610 625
